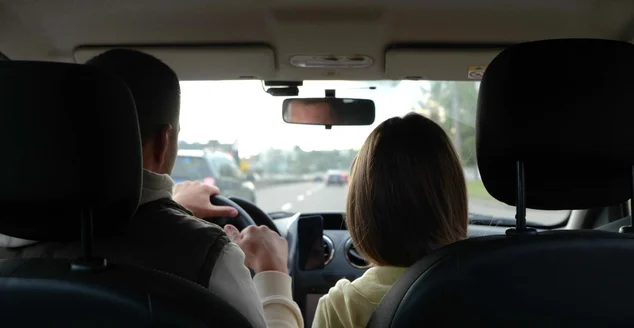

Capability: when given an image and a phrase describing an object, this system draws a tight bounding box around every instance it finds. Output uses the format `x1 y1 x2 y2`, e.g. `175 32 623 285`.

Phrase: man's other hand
173 181 238 218
224 224 289 274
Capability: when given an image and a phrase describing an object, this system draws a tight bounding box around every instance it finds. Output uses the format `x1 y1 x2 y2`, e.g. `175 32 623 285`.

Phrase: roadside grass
466 180 495 201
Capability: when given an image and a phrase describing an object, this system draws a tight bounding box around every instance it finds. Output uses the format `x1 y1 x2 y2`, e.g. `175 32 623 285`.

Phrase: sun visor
74 46 276 80
385 48 503 81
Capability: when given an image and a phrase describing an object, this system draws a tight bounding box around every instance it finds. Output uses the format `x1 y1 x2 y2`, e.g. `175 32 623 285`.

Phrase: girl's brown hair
346 113 468 267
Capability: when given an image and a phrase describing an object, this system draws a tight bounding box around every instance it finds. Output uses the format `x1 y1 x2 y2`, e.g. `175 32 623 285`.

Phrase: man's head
284 99 338 125
86 49 181 174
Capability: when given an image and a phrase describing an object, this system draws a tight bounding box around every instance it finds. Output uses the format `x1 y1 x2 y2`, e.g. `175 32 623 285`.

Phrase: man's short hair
86 49 181 143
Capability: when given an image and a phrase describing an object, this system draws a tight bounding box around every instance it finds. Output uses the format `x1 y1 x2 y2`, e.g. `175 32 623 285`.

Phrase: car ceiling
1 0 633 81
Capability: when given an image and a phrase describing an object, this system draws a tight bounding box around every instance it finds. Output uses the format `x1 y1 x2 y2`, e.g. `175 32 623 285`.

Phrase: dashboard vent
323 235 335 266
344 238 371 269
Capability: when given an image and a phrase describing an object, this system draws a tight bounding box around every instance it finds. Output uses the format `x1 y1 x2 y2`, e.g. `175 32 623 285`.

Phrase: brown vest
0 198 229 287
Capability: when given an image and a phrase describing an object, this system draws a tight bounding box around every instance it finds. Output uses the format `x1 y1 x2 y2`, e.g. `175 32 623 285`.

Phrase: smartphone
297 215 325 271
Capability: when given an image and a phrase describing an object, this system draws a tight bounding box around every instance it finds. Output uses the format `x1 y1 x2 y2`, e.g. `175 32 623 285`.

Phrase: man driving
0 49 302 328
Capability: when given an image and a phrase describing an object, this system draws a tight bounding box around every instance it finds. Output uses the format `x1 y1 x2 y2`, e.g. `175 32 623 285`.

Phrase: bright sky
179 80 429 157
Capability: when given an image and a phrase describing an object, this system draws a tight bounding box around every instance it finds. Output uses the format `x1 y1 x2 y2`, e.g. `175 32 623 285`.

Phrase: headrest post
71 207 107 272
80 207 94 260
618 166 634 234
515 161 527 231
506 161 537 236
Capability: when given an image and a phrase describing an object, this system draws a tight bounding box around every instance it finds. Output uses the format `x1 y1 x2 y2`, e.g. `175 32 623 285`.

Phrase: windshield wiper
468 213 546 229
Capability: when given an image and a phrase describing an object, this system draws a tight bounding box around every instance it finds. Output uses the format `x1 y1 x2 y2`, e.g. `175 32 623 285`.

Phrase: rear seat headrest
476 39 634 210
0 61 142 241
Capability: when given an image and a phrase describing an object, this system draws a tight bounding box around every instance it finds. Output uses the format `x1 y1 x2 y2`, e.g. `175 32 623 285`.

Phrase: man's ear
152 124 173 167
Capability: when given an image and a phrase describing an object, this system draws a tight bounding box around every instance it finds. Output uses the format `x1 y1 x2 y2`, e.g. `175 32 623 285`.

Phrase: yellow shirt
312 266 407 328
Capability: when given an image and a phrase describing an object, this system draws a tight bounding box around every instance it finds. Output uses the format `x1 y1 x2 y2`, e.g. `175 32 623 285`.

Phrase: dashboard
272 212 529 326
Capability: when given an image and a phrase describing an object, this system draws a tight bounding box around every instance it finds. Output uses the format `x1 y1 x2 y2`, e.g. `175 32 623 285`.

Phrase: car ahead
325 170 349 186
172 149 256 203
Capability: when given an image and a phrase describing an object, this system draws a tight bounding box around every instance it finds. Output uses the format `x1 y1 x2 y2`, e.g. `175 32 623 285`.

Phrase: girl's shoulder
348 266 407 303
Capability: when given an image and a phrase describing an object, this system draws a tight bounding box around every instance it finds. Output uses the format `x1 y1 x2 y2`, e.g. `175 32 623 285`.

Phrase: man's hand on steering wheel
173 181 238 218
173 180 286 275
224 224 289 274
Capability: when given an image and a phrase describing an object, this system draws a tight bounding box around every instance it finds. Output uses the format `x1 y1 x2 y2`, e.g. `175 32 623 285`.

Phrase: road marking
281 202 293 211
306 190 312 196
297 195 305 201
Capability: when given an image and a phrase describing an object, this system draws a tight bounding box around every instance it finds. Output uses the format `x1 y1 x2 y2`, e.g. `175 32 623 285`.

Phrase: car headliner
1 0 633 81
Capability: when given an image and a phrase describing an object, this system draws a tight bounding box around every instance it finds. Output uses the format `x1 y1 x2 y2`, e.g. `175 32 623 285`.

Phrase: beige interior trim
385 48 503 81
74 46 276 81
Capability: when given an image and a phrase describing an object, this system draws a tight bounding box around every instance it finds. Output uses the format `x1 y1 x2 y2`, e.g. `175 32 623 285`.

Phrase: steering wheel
207 195 256 231
228 196 280 235
207 196 280 235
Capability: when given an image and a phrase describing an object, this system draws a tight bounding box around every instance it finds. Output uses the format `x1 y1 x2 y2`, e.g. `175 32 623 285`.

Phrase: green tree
425 81 478 166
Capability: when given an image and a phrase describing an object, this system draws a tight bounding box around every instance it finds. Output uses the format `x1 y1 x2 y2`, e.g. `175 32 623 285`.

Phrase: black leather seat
0 61 252 327
367 39 634 327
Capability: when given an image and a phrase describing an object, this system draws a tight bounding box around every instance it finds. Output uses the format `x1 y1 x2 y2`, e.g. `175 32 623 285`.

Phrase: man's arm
171 182 302 327
209 242 303 328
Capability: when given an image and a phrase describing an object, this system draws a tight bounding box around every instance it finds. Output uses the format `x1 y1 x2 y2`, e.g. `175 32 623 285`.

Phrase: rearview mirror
282 98 375 126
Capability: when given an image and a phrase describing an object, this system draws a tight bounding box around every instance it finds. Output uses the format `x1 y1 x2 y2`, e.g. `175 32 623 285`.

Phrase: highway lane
254 182 569 226
255 182 348 213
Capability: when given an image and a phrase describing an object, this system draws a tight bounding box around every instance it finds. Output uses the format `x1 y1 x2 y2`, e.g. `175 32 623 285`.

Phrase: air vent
323 235 335 266
344 238 371 269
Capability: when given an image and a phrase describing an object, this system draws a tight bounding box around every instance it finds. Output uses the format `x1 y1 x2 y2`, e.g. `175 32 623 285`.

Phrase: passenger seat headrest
0 61 142 241
477 39 634 210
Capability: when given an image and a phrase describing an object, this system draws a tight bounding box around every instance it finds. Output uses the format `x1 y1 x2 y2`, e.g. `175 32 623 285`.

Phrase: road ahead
255 182 348 213
254 182 569 226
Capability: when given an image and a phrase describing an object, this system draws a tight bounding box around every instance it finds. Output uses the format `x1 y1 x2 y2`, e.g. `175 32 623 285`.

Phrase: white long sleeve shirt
211 242 303 328
0 169 303 328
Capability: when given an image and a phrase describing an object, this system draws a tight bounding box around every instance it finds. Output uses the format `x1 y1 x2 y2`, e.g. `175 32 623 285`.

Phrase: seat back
369 231 634 327
0 259 250 327
0 61 251 327
367 39 634 327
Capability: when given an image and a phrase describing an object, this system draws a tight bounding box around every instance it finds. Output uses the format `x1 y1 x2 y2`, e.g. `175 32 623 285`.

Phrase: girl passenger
312 112 469 328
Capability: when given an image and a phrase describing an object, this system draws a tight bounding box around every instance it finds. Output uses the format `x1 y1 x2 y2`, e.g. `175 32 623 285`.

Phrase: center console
277 212 524 327
285 213 368 327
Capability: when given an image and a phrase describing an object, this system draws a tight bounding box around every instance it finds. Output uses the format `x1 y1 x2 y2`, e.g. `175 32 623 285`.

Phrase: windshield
177 80 570 227
172 156 211 181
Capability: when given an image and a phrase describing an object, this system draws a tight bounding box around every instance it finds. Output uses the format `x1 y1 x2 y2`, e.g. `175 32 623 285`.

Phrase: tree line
422 81 479 166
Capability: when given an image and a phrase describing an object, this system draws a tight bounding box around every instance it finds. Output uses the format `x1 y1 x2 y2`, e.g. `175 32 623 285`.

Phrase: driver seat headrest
0 61 142 241
0 61 254 327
